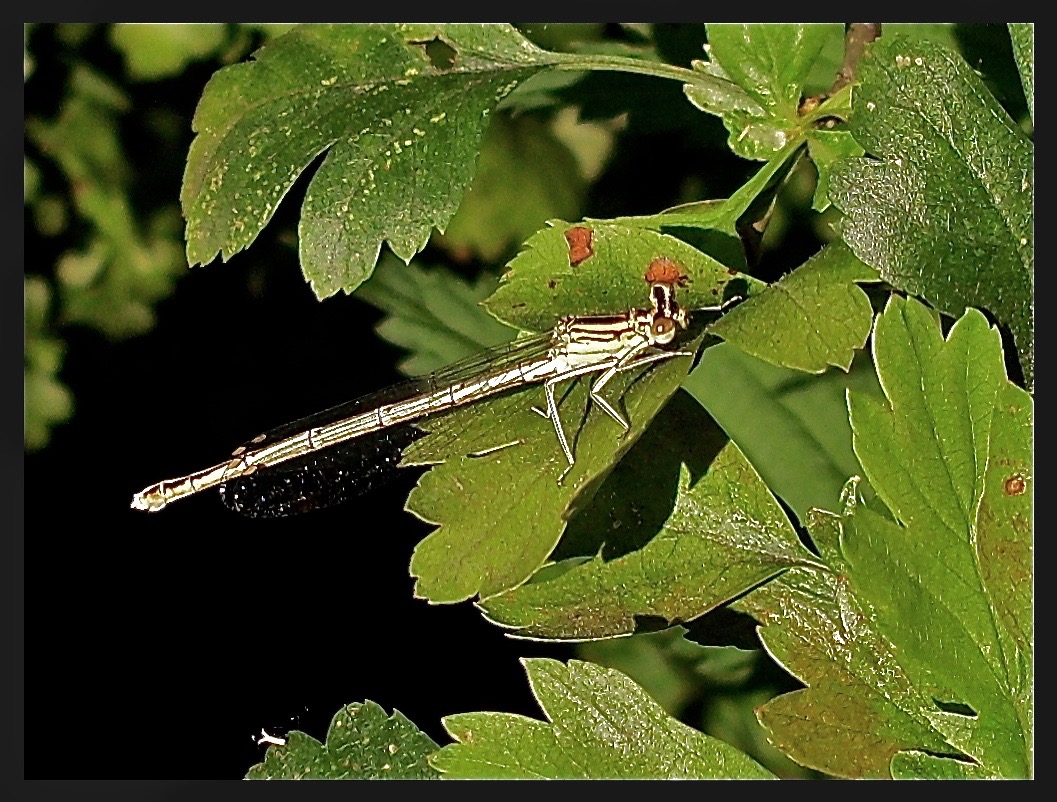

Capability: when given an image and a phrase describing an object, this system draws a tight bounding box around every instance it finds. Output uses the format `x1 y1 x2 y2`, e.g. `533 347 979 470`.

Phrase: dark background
23 244 580 779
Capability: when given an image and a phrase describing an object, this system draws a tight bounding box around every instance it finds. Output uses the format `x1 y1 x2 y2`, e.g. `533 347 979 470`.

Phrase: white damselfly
131 281 709 517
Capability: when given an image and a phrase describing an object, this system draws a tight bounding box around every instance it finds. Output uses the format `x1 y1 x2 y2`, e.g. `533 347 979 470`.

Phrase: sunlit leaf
733 297 1033 778
432 658 775 779
707 242 878 373
684 23 838 160
484 219 764 332
246 701 439 779
405 332 703 603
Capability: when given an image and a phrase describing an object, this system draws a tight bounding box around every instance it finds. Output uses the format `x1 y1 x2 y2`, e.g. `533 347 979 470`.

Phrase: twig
830 23 882 95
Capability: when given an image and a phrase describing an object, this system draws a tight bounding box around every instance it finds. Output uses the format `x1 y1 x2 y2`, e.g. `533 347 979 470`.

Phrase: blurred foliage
22 23 288 450
24 277 73 452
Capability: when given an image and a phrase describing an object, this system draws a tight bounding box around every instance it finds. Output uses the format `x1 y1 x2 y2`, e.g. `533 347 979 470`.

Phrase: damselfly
131 281 702 517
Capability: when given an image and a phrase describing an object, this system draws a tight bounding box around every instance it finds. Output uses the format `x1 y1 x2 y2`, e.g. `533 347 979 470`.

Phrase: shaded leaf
247 700 439 779
24 277 73 451
622 135 806 245
432 658 775 779
356 254 515 376
806 129 864 212
182 23 567 298
828 34 1034 387
575 627 708 715
25 67 186 340
708 242 878 373
684 342 878 525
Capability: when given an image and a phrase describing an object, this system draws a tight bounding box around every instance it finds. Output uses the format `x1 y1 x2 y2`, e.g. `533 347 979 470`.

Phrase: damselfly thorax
131 282 695 517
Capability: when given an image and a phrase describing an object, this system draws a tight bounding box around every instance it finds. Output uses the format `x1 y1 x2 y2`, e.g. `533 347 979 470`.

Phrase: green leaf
480 396 818 639
356 255 516 376
431 658 775 779
828 34 1034 388
803 24 962 98
182 23 566 298
246 700 439 779
684 341 877 526
434 113 585 263
733 297 1032 778
1007 23 1033 122
24 157 40 203
109 23 228 80
844 295 1032 777
484 220 765 332
405 331 704 603
708 242 878 373
684 23 837 160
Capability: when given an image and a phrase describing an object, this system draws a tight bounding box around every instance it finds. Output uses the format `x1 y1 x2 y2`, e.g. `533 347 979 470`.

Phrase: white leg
589 347 692 430
545 380 575 466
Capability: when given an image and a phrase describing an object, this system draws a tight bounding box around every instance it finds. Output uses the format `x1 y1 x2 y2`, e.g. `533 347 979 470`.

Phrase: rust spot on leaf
643 257 689 286
564 226 593 266
638 256 689 289
1004 475 1027 496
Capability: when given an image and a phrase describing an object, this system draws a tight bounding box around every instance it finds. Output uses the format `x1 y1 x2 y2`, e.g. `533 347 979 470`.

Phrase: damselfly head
647 282 689 343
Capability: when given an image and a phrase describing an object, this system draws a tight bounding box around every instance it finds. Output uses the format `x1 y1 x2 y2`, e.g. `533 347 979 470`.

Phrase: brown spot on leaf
564 226 593 266
643 257 689 286
1004 475 1027 496
547 279 557 289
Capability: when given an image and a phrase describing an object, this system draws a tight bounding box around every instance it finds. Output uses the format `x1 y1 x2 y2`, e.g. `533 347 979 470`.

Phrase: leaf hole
932 698 978 718
411 37 457 70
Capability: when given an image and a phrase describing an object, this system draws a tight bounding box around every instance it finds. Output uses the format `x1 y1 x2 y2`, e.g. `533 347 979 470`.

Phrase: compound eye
652 317 675 340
